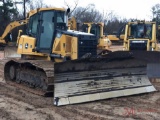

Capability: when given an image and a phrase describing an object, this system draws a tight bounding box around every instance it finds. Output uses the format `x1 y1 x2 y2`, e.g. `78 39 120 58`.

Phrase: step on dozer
53 51 157 106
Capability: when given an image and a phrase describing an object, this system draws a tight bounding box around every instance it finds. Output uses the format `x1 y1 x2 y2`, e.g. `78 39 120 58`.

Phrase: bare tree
151 3 160 25
151 4 160 19
71 4 103 23
104 19 127 34
70 3 126 33
27 0 46 10
16 0 48 16
64 0 79 17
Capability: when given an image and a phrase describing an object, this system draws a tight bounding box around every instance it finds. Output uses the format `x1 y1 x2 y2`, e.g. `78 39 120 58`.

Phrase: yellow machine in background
0 20 27 45
68 17 112 50
107 27 125 45
0 10 36 57
107 33 124 43
107 33 119 41
0 19 28 58
123 21 158 51
82 22 112 50
121 20 160 83
68 17 77 31
0 10 36 45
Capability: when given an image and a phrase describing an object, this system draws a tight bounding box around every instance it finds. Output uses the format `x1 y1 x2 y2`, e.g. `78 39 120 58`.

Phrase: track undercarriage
4 60 54 96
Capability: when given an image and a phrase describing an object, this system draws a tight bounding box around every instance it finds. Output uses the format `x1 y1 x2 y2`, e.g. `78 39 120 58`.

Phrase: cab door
36 11 55 53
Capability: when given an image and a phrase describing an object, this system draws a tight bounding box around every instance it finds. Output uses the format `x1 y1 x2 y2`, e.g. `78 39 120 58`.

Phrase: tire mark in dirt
0 108 18 120
0 95 58 120
0 82 90 120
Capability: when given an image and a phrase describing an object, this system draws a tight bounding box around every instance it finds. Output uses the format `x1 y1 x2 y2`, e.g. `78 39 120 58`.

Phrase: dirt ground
0 46 160 120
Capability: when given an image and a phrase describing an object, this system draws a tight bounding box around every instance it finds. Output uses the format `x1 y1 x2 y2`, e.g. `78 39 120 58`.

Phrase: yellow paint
68 17 77 30
17 35 46 56
71 37 78 59
107 35 119 41
52 34 78 60
123 21 158 51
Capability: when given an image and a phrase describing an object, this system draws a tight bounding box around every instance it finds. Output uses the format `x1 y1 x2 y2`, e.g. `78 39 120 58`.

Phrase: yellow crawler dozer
4 10 157 106
123 21 158 51
82 22 112 50
68 17 112 51
122 20 160 80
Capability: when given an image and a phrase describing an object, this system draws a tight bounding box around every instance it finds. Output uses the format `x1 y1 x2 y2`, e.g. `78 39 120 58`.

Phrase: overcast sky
44 0 160 20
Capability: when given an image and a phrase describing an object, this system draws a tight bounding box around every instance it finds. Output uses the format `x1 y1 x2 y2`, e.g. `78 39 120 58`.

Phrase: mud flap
54 67 156 106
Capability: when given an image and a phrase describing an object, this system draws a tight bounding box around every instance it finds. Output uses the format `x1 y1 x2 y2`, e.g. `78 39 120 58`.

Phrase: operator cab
82 23 100 40
130 23 152 39
20 8 97 59
125 21 157 51
82 24 88 33
27 9 67 53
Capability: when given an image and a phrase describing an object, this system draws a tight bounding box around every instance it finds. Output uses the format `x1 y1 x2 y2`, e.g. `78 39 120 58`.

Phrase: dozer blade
53 51 157 106
147 63 160 79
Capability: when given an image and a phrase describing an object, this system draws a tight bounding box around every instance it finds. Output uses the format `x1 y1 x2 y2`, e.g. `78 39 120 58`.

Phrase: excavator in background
68 17 112 51
107 25 125 45
0 19 27 58
3 8 158 106
0 10 36 58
